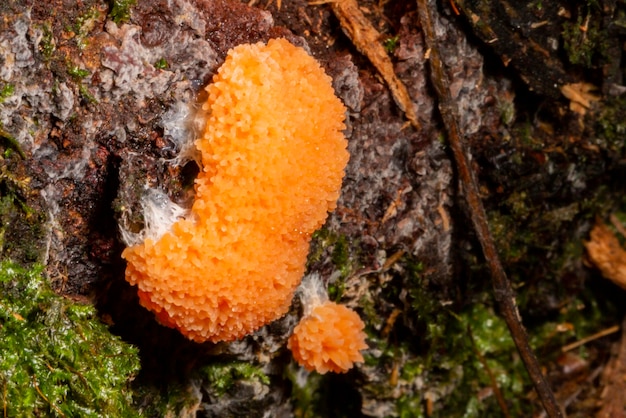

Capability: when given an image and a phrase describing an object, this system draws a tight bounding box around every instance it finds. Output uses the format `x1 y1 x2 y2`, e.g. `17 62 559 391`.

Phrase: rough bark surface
1 0 625 416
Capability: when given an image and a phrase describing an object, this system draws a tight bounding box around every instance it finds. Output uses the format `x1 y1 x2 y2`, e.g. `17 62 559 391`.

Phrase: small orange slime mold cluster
288 301 367 374
122 38 349 343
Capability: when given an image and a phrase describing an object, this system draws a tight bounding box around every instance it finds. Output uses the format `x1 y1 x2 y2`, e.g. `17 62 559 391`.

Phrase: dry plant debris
416 0 563 415
312 0 421 129
560 82 601 116
585 221 626 289
596 318 626 418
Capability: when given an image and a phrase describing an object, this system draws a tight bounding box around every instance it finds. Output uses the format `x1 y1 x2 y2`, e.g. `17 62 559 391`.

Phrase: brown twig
561 325 620 353
414 0 563 416
32 375 66 417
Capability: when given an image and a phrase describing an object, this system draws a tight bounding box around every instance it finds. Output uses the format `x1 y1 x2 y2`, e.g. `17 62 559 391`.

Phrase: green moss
488 209 539 264
133 380 200 417
38 23 56 60
515 121 536 149
503 191 530 220
405 261 448 346
201 362 269 396
0 261 141 416
423 282 611 417
287 364 363 417
562 9 605 68
67 64 90 80
67 64 98 104
0 83 14 104
434 305 531 417
358 256 545 416
327 281 345 301
154 58 169 70
462 305 516 354
383 36 400 54
330 234 350 269
79 84 98 104
0 124 25 159
109 0 136 24
75 7 102 33
358 291 382 333
74 6 102 49
380 301 535 417
498 97 515 127
308 229 357 301
594 95 626 154
397 395 424 418
329 235 350 299
308 228 336 264
287 364 324 418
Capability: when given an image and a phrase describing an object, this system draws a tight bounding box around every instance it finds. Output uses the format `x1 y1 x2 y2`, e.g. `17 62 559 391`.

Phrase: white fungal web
296 273 329 317
120 97 205 247
160 98 206 167
120 188 188 247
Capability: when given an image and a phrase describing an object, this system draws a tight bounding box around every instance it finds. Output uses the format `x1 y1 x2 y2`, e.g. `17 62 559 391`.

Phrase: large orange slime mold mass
122 39 349 343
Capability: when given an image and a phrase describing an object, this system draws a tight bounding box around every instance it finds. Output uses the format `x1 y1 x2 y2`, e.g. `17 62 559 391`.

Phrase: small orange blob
122 38 348 342
288 301 367 374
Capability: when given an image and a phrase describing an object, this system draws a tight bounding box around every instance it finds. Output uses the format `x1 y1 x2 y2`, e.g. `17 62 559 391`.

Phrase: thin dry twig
561 325 620 353
32 375 66 417
414 0 563 416
312 0 421 129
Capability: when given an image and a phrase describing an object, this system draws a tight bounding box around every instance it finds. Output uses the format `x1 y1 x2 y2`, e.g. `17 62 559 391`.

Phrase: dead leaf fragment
584 222 626 289
560 82 600 116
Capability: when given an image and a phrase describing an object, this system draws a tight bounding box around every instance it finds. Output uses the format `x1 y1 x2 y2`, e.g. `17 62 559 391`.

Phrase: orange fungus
122 38 349 343
288 301 367 374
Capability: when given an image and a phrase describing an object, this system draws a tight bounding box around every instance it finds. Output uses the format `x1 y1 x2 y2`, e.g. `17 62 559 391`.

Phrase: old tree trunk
0 0 625 416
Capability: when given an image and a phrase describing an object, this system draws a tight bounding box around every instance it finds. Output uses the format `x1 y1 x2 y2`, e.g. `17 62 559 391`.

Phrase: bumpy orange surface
288 301 367 374
122 38 348 342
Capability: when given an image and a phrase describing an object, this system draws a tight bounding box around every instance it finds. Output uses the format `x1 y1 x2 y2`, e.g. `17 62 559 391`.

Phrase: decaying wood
415 0 563 416
312 0 421 129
